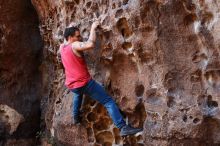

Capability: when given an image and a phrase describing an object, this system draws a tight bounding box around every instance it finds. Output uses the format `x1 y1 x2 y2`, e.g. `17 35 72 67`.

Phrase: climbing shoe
120 124 143 136
72 116 81 125
203 107 219 117
71 113 82 125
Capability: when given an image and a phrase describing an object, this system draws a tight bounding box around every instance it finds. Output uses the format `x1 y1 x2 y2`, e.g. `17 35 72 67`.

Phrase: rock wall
0 0 43 145
1 0 220 146
32 0 220 145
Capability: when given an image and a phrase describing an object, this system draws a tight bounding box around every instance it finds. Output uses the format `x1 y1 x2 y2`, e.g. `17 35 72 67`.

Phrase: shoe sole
120 129 143 136
134 131 143 136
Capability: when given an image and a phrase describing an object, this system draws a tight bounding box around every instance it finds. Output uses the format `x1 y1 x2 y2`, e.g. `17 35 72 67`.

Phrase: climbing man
59 20 143 136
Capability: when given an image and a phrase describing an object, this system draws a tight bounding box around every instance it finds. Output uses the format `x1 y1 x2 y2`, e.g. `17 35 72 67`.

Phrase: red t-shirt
60 44 91 89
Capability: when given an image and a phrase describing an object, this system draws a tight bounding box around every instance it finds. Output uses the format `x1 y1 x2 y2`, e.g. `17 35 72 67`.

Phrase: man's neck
64 40 72 45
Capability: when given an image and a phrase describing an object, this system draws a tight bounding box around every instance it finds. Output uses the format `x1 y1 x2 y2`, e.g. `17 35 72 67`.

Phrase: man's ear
69 35 75 40
67 36 70 40
79 37 83 42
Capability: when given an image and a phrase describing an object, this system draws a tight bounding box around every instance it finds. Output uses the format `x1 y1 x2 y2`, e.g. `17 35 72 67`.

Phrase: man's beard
81 37 89 42
78 37 83 42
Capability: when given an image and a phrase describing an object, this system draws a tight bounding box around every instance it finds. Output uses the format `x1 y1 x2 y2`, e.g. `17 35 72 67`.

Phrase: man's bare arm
72 41 94 51
72 21 99 51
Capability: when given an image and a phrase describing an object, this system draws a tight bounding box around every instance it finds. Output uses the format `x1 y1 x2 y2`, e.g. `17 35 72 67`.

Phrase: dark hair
64 26 79 41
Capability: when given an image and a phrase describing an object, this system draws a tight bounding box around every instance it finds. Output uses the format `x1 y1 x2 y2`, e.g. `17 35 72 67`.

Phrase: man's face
73 31 82 42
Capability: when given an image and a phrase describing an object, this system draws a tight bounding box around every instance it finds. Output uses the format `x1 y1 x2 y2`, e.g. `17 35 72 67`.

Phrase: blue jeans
70 79 126 129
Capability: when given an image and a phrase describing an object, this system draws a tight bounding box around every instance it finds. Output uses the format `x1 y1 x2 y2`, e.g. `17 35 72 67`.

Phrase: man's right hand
91 20 100 29
71 20 99 52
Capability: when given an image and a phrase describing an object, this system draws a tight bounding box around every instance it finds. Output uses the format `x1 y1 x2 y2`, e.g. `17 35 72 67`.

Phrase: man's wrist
88 39 95 43
91 26 98 30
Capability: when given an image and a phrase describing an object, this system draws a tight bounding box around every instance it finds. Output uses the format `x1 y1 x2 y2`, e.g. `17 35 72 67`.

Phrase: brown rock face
1 0 220 145
0 0 43 145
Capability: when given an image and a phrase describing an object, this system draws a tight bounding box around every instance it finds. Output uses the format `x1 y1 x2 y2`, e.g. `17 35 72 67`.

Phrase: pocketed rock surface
1 0 220 145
